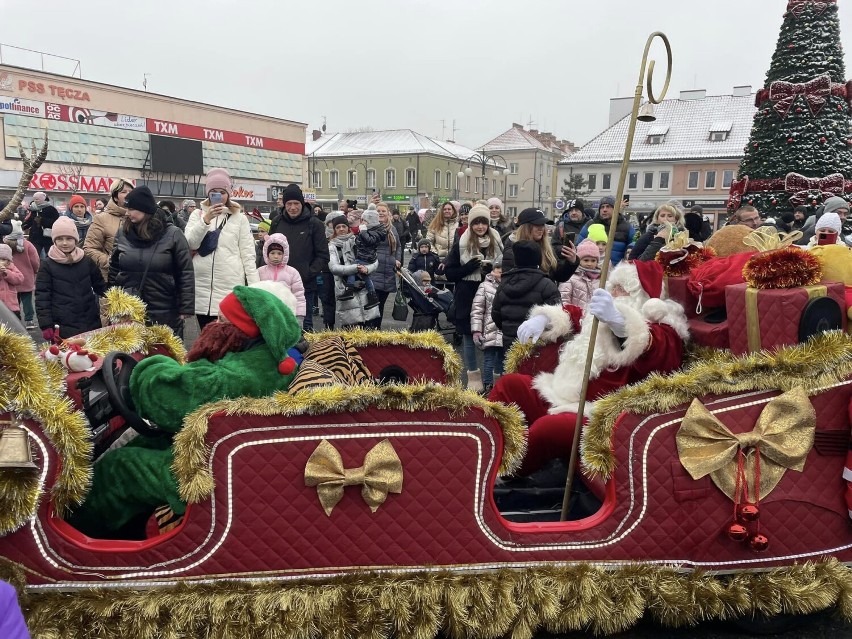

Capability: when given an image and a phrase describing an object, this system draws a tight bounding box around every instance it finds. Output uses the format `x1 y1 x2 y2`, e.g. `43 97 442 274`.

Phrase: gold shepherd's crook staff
559 32 672 521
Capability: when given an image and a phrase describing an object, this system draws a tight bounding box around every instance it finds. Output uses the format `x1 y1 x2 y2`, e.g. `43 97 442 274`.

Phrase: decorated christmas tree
728 0 852 213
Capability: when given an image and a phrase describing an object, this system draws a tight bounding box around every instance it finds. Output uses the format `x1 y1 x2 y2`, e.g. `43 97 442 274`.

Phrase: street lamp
456 152 510 202
520 177 545 211
350 161 371 205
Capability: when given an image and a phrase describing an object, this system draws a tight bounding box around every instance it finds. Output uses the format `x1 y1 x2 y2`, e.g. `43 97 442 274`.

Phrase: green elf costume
68 282 302 537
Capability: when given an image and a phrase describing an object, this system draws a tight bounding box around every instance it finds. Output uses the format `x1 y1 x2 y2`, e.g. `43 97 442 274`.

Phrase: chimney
312 129 322 141
530 129 539 135
512 122 524 129
679 89 707 101
732 85 752 97
609 97 634 126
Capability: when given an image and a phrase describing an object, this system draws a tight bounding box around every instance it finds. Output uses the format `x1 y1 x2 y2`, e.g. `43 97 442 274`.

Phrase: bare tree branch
0 129 49 222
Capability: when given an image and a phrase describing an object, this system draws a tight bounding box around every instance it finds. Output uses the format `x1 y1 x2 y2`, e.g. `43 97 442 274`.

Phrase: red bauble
726 522 749 542
787 44 795 49
839 105 845 111
787 137 795 143
820 137 827 143
770 198 778 206
796 107 803 113
753 143 759 148
748 533 770 552
737 503 760 522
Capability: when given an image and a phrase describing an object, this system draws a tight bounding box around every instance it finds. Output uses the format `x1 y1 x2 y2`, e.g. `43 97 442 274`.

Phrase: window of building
347 170 357 189
434 169 441 189
508 206 518 217
492 179 497 194
602 173 611 190
500 181 505 196
366 169 376 189
509 184 518 197
474 177 480 193
312 171 322 188
643 172 654 189
705 171 716 189
687 171 699 189
385 168 396 189
547 164 551 176
659 171 670 189
465 176 471 192
329 170 339 189
647 135 665 145
709 121 732 142
709 131 728 142
587 174 597 190
510 163 519 174
445 171 452 190
405 168 416 188
722 170 734 188
628 172 638 189
646 124 669 145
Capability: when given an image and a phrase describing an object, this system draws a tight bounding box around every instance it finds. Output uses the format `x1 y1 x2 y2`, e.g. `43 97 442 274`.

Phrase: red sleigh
1 316 852 636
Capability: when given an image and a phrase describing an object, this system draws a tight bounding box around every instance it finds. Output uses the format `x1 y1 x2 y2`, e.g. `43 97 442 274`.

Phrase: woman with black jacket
109 186 195 338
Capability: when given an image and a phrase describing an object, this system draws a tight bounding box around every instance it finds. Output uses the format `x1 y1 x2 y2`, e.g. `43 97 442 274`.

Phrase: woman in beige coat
83 178 133 280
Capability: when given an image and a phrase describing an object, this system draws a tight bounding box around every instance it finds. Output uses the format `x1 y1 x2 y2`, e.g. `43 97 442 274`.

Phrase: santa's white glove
589 289 628 338
517 314 549 344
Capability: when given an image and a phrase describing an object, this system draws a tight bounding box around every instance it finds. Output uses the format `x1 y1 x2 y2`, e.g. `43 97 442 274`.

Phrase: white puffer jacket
185 200 259 316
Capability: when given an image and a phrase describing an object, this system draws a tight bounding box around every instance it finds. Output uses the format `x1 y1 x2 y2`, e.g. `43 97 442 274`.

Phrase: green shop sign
380 194 410 201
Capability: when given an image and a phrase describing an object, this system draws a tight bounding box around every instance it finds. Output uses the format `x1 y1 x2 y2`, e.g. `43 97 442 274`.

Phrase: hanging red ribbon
727 176 749 210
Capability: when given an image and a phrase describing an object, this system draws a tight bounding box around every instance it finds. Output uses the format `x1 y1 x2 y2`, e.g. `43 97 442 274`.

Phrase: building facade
558 87 755 229
306 130 505 214
478 124 574 221
0 64 305 215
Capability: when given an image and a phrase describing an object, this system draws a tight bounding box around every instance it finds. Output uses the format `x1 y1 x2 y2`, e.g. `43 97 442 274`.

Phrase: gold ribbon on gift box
745 284 827 352
304 439 403 516
676 387 815 501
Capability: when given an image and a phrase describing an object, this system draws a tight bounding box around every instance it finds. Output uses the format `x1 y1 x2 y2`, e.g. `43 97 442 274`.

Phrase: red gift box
726 281 847 355
666 275 699 318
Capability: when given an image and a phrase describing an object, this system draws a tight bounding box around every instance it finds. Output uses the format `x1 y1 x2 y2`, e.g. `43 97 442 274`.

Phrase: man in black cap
268 183 329 331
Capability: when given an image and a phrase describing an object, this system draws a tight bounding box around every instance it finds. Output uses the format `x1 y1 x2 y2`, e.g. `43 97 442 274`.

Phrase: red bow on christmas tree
769 74 832 118
787 0 835 18
784 171 845 205
727 176 749 210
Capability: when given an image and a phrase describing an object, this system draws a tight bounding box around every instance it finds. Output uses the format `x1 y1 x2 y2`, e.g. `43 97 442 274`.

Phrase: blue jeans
347 260 375 294
302 290 316 331
482 347 505 387
462 334 478 372
17 291 34 322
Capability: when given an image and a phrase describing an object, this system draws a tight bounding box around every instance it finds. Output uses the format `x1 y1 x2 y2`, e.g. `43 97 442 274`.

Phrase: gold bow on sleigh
675 387 815 501
742 226 804 252
304 439 403 516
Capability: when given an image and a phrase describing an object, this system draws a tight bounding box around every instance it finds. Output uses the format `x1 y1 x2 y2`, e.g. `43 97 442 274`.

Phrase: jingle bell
737 503 760 522
0 425 38 470
748 533 770 552
726 522 749 542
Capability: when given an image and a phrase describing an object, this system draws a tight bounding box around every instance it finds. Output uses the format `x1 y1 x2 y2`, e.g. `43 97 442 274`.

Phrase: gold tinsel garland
15 559 852 638
103 287 147 324
504 340 538 375
0 328 93 532
582 331 852 478
82 323 186 363
172 382 526 503
305 328 462 384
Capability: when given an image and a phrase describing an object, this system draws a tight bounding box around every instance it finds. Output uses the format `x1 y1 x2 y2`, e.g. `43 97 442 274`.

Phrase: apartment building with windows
558 87 755 229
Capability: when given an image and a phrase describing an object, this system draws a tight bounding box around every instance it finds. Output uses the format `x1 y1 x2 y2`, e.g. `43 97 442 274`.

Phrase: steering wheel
102 352 161 437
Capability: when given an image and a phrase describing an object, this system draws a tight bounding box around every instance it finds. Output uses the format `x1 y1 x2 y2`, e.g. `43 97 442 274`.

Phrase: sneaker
25 321 35 330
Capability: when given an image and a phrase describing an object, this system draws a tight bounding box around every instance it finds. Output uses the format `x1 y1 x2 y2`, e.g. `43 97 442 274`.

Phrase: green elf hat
219 282 302 375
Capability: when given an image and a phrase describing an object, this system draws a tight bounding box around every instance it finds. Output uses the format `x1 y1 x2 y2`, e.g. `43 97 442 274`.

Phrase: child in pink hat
558 239 600 308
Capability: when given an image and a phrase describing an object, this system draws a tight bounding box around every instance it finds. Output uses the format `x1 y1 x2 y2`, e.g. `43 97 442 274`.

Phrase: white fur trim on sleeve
642 298 690 342
528 304 575 343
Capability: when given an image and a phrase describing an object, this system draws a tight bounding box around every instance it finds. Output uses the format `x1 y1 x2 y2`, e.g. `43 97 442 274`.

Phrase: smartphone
623 194 630 203
817 230 837 245
563 231 576 246
210 192 223 206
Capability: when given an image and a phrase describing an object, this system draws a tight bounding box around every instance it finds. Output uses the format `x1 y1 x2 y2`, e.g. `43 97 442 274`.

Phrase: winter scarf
577 265 601 280
47 244 85 264
459 227 503 282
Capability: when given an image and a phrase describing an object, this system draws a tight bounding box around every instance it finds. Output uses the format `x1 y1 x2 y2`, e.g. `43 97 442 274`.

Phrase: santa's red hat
606 260 664 300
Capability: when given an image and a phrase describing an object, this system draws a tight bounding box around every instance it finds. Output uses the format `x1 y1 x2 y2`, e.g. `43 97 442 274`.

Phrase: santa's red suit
489 261 689 476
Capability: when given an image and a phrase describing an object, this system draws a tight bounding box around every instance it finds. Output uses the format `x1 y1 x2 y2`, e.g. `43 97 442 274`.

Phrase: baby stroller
398 267 454 333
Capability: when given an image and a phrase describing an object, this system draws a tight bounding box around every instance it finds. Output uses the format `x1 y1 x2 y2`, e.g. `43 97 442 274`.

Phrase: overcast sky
2 0 852 149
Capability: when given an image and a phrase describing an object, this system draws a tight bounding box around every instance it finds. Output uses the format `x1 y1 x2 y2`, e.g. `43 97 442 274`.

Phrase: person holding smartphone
185 167 259 329
631 201 684 262
577 196 635 264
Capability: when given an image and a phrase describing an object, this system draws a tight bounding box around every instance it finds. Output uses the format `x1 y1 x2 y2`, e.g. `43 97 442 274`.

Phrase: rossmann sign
28 173 135 194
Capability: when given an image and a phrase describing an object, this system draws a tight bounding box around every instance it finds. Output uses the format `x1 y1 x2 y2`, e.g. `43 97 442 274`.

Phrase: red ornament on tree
820 136 827 143
726 522 749 541
787 137 795 143
748 533 770 552
796 107 803 113
787 43 795 49
754 143 759 148
770 198 778 206
738 503 760 522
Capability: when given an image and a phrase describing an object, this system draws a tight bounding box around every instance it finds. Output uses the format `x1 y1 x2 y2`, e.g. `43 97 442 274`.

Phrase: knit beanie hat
281 183 305 206
417 238 431 249
6 219 24 244
0 244 12 261
32 192 47 204
181 199 197 210
205 168 233 196
823 196 850 216
362 203 380 228
599 195 616 208
468 203 490 226
513 240 541 269
587 223 608 243
568 199 586 213
486 197 503 211
327 212 348 229
576 239 599 260
51 215 79 242
68 194 87 209
816 212 842 234
218 282 302 375
124 185 158 215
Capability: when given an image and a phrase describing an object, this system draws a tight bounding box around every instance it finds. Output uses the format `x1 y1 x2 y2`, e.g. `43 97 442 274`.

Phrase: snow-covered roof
562 93 756 165
478 126 552 152
306 129 503 166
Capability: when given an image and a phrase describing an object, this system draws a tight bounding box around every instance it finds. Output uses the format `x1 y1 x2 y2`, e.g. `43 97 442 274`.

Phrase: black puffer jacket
268 204 329 292
109 218 195 319
492 268 561 350
36 255 106 338
443 240 483 335
24 203 60 245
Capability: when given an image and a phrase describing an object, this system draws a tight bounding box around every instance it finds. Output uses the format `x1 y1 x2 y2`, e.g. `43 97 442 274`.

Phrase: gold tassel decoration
305 328 462 384
172 382 527 503
582 331 852 478
13 560 852 638
103 287 147 325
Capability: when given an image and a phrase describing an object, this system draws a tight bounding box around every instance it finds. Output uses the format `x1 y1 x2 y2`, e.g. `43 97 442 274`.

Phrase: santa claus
489 260 690 475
